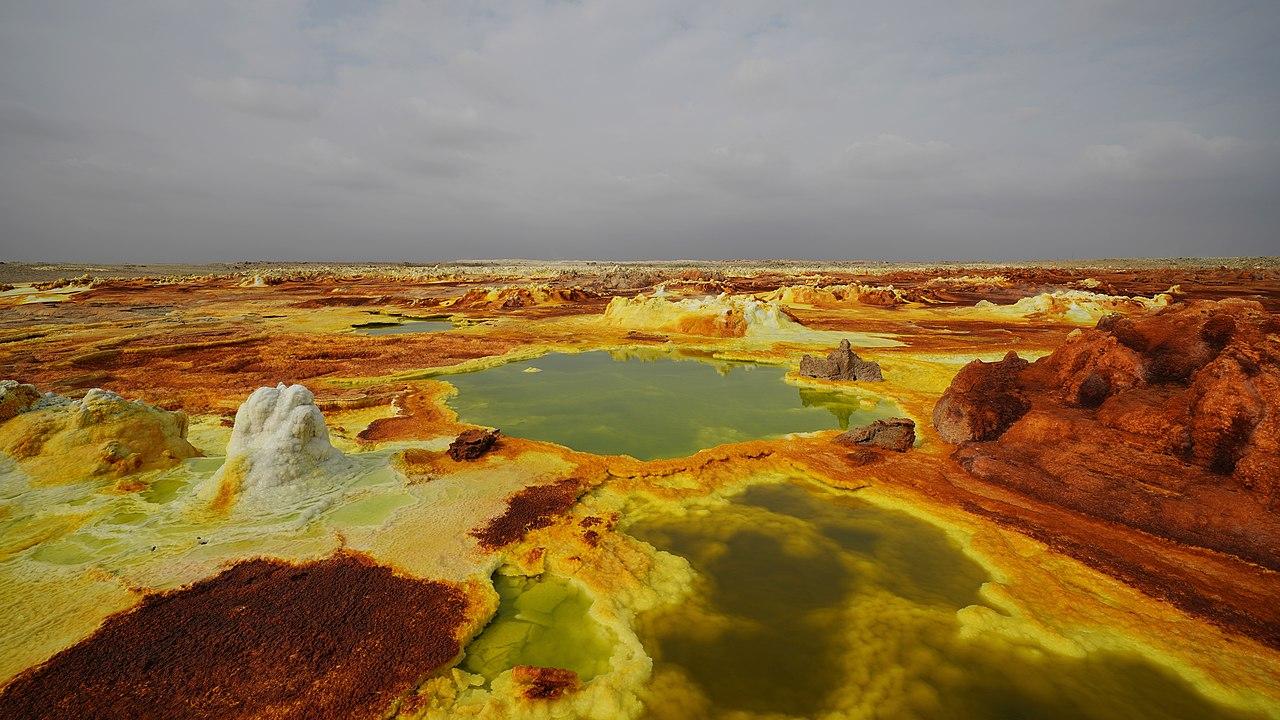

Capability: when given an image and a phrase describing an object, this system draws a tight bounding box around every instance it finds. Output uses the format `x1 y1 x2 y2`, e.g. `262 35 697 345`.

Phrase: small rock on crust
512 665 580 700
836 417 916 452
799 339 883 382
447 428 501 461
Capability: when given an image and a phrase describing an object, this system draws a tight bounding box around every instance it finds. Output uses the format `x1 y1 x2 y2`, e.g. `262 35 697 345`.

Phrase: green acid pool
626 481 1259 720
441 351 899 460
461 573 615 682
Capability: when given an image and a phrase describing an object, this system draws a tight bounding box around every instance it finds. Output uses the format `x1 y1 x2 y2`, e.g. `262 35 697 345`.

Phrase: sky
1 1 1278 262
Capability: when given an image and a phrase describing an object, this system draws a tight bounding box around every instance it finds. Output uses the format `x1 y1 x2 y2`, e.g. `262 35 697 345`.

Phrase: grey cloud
1081 125 1263 181
0 1 1277 261
844 135 957 180
697 145 795 199
407 101 521 149
278 137 392 191
0 102 84 144
192 76 324 120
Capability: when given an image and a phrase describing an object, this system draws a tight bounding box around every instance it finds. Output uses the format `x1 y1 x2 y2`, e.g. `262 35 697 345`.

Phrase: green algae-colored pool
627 481 1259 720
461 573 615 683
442 351 900 460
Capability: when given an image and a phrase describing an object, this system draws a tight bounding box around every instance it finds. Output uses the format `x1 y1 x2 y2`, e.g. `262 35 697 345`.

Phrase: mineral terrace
0 258 1278 719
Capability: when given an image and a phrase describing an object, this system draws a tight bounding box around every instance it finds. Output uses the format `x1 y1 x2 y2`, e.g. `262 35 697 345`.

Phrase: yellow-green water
627 481 1259 720
443 351 900 460
461 573 615 682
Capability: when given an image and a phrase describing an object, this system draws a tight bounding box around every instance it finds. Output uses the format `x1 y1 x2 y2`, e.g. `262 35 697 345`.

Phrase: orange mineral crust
0 553 471 720
3 259 1280 718
357 383 465 444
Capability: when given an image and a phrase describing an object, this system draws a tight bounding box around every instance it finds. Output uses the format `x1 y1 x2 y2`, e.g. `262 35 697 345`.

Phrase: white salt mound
213 383 348 497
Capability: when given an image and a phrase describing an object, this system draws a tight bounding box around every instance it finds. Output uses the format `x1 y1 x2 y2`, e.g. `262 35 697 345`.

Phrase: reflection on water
442 351 899 460
628 482 1258 720
353 318 453 335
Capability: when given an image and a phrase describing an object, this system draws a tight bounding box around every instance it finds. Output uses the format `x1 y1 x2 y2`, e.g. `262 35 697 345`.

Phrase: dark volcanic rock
931 351 1030 443
836 417 916 452
448 427 500 461
799 339 883 382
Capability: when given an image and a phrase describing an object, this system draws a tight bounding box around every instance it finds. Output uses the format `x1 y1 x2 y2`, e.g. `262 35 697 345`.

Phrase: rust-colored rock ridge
932 352 1031 443
0 553 470 720
934 299 1280 644
940 299 1280 560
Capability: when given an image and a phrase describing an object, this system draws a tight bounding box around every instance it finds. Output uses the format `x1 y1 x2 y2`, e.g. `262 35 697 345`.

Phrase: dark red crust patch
0 553 469 720
512 665 580 699
471 479 584 550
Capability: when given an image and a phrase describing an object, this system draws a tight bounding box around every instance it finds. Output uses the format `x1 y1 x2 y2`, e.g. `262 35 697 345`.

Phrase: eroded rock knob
836 417 916 452
448 428 501 461
799 339 883 382
932 352 1030 443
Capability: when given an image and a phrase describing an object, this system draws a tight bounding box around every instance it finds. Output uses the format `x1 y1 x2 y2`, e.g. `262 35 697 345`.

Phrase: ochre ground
1 259 1278 719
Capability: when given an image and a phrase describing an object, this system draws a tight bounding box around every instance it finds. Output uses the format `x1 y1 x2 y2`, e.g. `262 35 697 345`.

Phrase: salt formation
758 283 906 307
441 285 597 309
922 274 1012 290
602 292 803 337
0 382 198 483
973 287 1176 324
799 339 884 381
206 383 348 504
0 380 42 422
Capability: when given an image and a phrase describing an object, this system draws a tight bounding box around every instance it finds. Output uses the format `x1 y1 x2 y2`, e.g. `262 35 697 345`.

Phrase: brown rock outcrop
799 339 883 382
1032 331 1146 407
447 428 500 461
942 299 1280 569
836 417 916 452
444 285 599 310
931 351 1030 443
